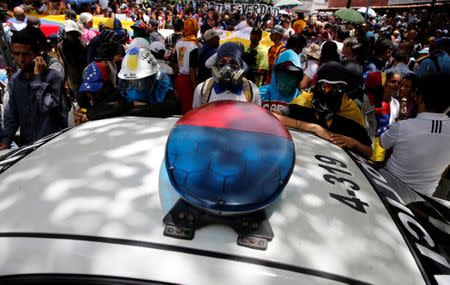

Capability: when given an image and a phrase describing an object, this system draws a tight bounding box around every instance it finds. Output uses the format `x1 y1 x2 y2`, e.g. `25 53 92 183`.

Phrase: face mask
276 71 299 96
211 63 245 90
126 88 147 102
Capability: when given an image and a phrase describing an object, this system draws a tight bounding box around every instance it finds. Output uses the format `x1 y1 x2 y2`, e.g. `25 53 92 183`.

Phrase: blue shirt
417 51 450 77
1 69 67 146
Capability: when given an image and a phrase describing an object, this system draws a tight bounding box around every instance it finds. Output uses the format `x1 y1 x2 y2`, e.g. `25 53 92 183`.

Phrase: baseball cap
79 62 109 93
131 20 147 30
269 25 284 35
149 41 166 53
216 42 243 67
317 62 349 85
64 19 81 34
113 18 126 37
203 29 221 41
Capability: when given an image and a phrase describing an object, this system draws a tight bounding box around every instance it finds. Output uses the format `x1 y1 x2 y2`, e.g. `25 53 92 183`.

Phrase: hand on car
74 109 88 125
310 124 333 141
330 134 357 149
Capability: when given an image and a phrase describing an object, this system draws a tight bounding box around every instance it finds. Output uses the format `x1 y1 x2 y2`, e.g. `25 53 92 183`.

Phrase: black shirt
288 103 372 147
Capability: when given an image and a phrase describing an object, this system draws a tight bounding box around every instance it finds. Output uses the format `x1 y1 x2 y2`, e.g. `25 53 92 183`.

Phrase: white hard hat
79 12 93 25
118 47 160 80
64 19 81 34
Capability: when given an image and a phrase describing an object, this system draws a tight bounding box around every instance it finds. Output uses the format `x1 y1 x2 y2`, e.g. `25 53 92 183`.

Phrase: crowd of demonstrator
0 1 449 198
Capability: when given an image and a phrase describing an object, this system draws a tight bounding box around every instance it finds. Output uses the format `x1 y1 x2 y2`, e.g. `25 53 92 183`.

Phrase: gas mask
211 62 245 91
312 82 346 121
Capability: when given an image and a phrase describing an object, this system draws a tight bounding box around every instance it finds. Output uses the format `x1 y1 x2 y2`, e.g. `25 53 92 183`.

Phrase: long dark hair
61 31 86 67
320 41 340 65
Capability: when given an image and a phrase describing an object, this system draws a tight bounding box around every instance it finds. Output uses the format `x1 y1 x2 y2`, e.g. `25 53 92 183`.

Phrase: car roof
0 117 425 285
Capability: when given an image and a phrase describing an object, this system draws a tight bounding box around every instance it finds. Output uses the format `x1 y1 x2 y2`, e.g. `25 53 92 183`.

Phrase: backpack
200 78 254 105
47 56 74 113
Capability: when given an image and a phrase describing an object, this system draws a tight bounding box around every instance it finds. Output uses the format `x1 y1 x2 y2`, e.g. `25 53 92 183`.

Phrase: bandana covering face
276 70 299 96
182 18 199 45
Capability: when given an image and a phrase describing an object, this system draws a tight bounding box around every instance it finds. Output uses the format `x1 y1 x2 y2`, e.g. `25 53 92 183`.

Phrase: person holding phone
0 27 68 150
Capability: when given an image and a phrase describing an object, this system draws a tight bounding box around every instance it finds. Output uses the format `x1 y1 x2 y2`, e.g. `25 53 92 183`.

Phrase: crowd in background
0 0 449 198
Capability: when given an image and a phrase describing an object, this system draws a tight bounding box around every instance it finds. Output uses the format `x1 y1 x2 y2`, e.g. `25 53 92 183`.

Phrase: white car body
0 116 448 285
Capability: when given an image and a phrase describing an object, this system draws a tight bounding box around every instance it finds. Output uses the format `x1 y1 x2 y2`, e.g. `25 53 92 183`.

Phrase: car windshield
349 151 450 284
0 129 68 174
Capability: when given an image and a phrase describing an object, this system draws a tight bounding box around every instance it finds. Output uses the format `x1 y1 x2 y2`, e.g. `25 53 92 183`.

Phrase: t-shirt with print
175 40 199 75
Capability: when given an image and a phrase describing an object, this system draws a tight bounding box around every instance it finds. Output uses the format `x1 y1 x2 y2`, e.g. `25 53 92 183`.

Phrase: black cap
149 19 159 26
316 61 349 85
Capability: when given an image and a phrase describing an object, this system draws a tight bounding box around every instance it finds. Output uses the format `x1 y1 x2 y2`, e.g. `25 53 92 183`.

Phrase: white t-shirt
284 27 295 39
333 40 344 58
175 40 198 75
381 112 450 196
193 80 261 108
303 59 319 79
10 21 26 33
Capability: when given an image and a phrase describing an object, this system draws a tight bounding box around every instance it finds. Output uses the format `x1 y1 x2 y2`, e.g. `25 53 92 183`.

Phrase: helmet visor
119 76 154 92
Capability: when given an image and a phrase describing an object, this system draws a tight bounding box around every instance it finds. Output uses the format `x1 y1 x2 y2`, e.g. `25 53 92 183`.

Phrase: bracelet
79 108 87 114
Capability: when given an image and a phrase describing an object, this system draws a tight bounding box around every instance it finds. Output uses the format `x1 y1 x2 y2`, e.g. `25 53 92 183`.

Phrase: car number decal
315 155 369 214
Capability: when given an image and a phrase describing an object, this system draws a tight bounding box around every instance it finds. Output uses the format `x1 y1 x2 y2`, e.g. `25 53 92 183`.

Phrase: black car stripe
0 232 371 285
439 121 442 134
432 120 435 133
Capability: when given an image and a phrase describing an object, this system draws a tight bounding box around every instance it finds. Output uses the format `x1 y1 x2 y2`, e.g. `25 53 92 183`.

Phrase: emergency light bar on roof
162 100 295 250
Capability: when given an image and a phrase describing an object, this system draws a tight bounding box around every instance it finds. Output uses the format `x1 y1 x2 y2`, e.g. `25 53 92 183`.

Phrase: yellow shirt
291 91 366 128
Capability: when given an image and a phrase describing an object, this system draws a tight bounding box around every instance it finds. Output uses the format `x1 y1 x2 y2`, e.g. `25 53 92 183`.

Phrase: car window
349 151 450 285
0 129 69 174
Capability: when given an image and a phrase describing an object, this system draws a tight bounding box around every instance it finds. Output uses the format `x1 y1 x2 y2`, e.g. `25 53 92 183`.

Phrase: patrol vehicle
0 101 448 285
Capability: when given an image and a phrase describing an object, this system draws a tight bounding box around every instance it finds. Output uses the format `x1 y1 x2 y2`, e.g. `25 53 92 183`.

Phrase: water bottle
399 97 408 120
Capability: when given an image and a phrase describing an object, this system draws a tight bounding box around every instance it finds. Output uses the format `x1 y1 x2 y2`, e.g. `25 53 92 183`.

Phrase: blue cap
114 18 126 37
216 42 244 67
131 20 147 30
79 62 104 93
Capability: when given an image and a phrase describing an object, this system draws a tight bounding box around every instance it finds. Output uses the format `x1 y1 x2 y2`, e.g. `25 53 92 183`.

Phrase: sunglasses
317 82 346 95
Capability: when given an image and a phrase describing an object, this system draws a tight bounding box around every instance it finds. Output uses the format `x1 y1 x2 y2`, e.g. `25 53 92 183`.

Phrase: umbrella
279 9 291 15
357 7 376 18
292 6 308 13
334 8 365 24
274 0 302 8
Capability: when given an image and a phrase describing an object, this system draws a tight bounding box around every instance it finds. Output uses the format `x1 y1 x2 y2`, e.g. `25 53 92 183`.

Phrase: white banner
204 1 280 17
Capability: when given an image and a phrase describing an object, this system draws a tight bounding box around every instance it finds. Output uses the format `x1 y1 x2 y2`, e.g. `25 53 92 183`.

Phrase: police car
0 101 448 285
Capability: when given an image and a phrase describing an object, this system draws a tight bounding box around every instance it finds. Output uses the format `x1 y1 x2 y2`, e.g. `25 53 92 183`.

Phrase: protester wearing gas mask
192 42 261 108
273 61 372 158
259 49 303 112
